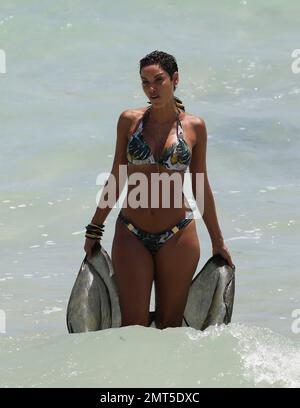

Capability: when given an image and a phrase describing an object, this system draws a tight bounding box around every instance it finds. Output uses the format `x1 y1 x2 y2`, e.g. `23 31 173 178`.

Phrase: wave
0 323 299 388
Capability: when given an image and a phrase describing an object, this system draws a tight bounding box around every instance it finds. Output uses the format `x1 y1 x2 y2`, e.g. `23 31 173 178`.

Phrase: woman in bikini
84 50 234 329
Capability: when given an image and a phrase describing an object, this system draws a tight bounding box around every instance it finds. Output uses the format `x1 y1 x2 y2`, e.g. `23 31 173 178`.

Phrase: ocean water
1 0 300 388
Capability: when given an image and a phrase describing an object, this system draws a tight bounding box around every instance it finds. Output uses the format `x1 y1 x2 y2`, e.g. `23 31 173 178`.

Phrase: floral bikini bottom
117 210 194 256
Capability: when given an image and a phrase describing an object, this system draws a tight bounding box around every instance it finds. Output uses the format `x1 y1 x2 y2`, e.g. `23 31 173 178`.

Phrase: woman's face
140 64 178 106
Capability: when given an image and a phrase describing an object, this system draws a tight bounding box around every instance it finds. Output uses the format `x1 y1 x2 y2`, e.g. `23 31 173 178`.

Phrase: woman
84 50 234 329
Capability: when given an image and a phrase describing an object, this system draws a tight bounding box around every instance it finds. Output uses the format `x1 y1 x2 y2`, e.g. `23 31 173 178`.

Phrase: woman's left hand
212 243 235 269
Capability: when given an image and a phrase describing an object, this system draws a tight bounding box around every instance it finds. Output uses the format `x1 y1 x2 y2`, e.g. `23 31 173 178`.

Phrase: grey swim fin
66 242 121 333
183 254 235 330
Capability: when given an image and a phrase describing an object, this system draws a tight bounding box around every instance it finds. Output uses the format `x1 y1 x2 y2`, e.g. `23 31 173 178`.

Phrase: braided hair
140 50 185 111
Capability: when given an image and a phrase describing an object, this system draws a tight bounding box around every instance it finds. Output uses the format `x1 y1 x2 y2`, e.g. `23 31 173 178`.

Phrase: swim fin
66 242 121 333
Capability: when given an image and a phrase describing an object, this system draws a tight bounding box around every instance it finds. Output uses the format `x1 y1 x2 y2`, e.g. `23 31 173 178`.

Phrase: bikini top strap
176 109 184 139
140 106 152 131
134 107 151 135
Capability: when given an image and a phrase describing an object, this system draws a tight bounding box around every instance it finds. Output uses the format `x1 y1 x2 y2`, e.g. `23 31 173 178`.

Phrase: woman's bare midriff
120 163 192 233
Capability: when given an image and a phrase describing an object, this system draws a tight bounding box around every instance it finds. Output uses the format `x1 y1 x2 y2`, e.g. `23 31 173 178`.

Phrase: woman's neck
148 100 178 124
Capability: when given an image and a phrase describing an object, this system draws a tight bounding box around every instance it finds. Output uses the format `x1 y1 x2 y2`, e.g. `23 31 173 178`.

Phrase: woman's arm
90 110 131 225
189 117 234 267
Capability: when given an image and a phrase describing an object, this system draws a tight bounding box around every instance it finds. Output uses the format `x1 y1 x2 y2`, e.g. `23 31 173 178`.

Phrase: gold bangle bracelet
85 233 101 239
89 223 104 229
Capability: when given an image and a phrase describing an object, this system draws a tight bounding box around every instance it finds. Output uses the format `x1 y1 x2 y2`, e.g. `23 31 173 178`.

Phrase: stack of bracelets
85 223 105 240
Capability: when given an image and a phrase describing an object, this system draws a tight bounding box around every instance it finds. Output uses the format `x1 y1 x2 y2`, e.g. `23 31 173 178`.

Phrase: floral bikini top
126 107 192 172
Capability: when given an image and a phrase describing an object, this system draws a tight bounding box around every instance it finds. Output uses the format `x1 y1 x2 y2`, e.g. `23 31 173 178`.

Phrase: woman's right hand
84 237 100 260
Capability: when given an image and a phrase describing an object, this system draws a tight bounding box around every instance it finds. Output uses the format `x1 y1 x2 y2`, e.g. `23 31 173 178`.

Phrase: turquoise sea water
1 0 300 387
